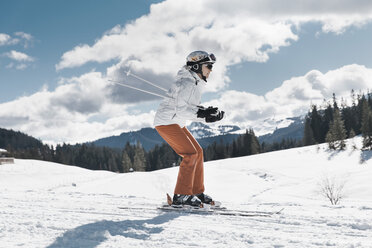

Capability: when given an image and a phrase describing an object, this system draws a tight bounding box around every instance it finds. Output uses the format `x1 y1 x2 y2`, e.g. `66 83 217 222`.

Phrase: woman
154 51 224 207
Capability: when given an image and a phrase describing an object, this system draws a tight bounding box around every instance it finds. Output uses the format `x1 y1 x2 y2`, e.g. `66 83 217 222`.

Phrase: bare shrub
319 176 346 205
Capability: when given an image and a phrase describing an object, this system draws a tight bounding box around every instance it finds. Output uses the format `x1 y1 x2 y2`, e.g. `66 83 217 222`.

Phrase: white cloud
55 0 303 93
1 32 35 69
0 71 155 144
0 33 18 46
0 32 32 47
55 0 372 95
14 32 34 48
14 32 33 41
5 50 34 62
0 33 11 45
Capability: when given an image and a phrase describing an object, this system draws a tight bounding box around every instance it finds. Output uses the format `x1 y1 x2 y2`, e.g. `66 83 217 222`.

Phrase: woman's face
201 63 212 79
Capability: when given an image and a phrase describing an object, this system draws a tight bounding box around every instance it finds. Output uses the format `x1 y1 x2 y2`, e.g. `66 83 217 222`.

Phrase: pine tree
133 142 146 171
332 93 339 110
242 130 251 156
231 140 238 158
249 129 260 154
310 105 322 143
322 103 334 141
361 100 372 149
303 117 315 146
326 109 347 150
121 151 132 173
357 94 367 133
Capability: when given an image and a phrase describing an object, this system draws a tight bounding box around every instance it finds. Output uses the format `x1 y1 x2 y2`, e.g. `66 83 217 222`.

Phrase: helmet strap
189 63 207 82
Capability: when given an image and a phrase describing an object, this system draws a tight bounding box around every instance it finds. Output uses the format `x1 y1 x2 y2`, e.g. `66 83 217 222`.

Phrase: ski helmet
186 51 216 81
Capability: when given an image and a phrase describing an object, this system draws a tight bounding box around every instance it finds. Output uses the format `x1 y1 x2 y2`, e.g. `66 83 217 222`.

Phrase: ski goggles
199 53 216 64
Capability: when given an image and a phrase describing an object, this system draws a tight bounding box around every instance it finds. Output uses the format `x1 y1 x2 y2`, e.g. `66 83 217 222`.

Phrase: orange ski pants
155 124 204 195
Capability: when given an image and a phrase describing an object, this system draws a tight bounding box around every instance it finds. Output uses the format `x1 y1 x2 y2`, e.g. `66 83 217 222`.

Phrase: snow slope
1 137 372 247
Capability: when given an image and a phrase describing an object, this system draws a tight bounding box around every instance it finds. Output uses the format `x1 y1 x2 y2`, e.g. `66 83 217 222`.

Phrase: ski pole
125 70 168 92
108 79 172 100
108 78 199 107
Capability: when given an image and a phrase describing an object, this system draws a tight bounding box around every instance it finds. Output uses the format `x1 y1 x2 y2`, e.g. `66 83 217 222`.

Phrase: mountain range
92 116 305 151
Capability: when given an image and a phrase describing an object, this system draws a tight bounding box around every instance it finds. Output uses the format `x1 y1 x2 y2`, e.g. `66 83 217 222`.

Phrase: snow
1 137 372 247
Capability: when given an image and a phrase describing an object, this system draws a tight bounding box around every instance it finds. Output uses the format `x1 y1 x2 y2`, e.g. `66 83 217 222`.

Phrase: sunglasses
205 64 213 70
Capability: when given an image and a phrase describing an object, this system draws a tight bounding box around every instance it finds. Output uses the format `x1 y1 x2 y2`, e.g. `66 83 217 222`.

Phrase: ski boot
172 194 203 208
195 193 214 205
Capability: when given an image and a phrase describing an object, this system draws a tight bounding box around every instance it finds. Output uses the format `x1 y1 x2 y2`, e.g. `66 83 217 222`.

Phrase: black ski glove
197 106 218 118
206 110 225 123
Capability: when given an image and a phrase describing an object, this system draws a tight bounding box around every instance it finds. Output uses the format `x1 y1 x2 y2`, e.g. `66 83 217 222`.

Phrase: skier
154 51 224 207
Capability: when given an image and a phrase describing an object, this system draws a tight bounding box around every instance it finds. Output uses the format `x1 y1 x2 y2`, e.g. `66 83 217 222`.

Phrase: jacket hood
177 66 206 87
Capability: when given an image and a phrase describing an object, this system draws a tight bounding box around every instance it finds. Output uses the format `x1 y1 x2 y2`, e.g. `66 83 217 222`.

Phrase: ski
118 204 283 217
157 205 278 217
158 193 283 217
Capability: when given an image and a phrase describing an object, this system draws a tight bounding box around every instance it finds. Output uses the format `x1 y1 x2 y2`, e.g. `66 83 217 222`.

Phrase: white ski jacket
154 66 206 127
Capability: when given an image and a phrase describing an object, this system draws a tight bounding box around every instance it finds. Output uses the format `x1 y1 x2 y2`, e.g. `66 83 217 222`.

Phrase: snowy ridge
188 116 304 139
1 137 372 247
251 116 303 136
187 122 242 138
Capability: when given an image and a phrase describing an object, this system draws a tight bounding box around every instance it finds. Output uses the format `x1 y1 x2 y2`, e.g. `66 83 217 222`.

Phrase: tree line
303 90 372 150
1 127 264 172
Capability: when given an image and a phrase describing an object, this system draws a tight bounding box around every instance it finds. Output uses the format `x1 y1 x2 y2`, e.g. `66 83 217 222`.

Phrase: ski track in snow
1 138 372 247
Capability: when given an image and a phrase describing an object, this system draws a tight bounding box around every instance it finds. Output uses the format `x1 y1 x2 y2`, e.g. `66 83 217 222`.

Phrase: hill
0 127 44 150
0 127 53 160
1 137 371 247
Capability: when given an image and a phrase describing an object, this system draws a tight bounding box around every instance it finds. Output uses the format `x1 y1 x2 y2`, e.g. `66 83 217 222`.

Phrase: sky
1 0 372 145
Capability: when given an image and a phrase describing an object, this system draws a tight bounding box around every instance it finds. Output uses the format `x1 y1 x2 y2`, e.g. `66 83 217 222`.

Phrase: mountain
92 123 242 151
2 137 372 247
92 127 164 151
258 116 304 144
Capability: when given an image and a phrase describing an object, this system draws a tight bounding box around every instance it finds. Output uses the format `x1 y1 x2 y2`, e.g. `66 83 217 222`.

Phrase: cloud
14 32 33 41
0 71 155 144
3 49 35 70
14 32 34 48
0 32 33 47
55 0 302 93
5 50 34 62
0 33 18 46
55 0 372 96
1 32 35 69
